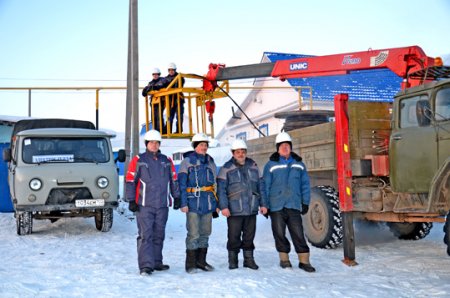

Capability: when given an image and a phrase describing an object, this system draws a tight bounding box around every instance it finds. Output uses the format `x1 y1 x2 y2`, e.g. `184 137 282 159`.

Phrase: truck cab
390 79 450 213
2 119 125 235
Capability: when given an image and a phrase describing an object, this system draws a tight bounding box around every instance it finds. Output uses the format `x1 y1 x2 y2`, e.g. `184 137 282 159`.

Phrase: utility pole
124 0 139 187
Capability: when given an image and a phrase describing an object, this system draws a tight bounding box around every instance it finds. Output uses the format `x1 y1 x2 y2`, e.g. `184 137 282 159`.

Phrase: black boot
298 253 316 273
185 249 197 274
243 250 259 270
228 251 238 270
196 247 214 271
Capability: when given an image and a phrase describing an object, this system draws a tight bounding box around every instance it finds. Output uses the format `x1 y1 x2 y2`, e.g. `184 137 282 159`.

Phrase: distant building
216 51 402 145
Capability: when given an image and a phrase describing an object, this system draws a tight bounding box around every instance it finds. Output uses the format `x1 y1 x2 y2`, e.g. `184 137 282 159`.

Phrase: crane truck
203 46 450 264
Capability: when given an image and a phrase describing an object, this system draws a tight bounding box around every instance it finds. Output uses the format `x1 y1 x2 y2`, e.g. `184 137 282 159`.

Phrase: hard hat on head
152 67 161 75
144 130 162 142
275 132 292 144
231 139 247 151
275 131 292 151
168 62 177 70
191 133 209 148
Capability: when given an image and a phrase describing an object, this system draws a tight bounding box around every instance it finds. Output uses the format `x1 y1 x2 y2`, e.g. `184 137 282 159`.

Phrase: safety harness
186 165 219 201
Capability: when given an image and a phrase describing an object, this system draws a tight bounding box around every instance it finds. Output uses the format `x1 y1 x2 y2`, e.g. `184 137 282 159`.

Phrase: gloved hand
173 197 181 210
212 211 219 218
128 201 139 212
301 204 309 215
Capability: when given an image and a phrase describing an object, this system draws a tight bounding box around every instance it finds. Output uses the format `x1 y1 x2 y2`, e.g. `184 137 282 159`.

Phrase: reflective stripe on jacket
263 152 310 212
125 151 179 208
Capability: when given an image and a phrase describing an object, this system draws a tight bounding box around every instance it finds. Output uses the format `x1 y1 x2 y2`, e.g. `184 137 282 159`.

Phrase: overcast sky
1 0 449 132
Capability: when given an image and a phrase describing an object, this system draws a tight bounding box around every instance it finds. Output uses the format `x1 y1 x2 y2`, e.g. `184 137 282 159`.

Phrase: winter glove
128 201 139 212
142 85 150 97
212 211 219 218
301 204 309 215
173 197 181 210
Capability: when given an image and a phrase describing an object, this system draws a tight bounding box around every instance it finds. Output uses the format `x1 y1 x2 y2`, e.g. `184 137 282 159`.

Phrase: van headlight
97 176 109 189
29 178 42 191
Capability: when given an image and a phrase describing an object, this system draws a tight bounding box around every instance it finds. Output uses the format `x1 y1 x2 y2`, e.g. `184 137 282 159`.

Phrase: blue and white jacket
178 151 217 215
263 152 310 213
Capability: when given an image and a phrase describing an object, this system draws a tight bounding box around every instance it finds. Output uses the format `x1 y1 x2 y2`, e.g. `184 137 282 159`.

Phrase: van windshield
22 137 110 164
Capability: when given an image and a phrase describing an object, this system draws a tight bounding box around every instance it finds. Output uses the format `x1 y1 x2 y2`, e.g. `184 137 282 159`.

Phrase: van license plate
75 199 105 207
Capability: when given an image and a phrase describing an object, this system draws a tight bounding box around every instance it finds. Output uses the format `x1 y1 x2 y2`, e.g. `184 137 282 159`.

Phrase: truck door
390 94 437 193
434 86 450 166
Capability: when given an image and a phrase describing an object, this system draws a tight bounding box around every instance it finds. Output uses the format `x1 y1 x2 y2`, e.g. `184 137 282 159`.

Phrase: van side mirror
416 100 432 127
2 148 11 162
115 149 126 163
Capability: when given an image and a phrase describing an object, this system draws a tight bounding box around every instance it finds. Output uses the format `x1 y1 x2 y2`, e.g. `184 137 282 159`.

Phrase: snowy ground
0 203 449 298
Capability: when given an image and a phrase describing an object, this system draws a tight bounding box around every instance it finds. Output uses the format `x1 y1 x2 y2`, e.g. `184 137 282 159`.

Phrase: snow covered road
0 205 449 297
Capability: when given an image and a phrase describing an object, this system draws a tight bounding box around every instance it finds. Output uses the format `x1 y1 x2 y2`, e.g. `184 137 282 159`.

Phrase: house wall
217 77 300 145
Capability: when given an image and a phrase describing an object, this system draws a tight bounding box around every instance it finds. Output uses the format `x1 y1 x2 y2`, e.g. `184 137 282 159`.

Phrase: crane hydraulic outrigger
202 45 450 264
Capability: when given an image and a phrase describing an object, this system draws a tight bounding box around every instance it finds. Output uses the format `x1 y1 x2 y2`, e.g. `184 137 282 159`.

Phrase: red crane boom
204 45 436 91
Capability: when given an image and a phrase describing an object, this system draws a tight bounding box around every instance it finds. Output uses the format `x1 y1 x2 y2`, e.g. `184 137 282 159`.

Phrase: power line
0 77 148 83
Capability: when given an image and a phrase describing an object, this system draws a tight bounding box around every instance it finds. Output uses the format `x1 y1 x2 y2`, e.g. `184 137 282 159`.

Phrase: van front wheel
16 211 33 235
95 208 113 232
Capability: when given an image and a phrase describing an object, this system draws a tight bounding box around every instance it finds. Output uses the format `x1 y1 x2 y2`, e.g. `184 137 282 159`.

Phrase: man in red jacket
125 130 180 276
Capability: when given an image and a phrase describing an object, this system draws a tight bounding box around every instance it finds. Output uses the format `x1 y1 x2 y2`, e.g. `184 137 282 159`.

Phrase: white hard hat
152 68 161 74
168 62 177 70
144 130 162 142
191 133 209 148
275 132 292 144
231 139 247 150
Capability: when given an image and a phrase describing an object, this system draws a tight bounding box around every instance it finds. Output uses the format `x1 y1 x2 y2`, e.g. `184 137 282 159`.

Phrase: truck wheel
303 186 343 249
387 222 433 240
16 211 33 235
95 208 113 232
443 213 450 256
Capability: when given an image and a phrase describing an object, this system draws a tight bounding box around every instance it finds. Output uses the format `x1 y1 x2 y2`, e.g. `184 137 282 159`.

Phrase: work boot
243 250 259 270
298 252 316 273
196 247 214 271
154 264 170 271
279 252 292 269
228 250 239 270
185 249 197 274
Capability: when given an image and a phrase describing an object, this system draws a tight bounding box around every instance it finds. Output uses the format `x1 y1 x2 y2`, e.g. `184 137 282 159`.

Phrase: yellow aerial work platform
143 73 229 139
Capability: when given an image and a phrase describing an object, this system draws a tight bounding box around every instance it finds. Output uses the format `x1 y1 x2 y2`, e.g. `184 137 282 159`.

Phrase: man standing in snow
263 132 315 273
178 133 218 273
125 130 180 276
217 139 268 270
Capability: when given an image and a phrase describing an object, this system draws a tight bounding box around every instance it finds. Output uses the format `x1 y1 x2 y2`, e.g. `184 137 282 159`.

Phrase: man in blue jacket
263 132 315 273
125 130 180 276
178 133 218 273
218 139 268 270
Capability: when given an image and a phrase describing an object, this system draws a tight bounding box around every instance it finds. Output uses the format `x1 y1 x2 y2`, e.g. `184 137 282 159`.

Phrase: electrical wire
187 73 266 137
